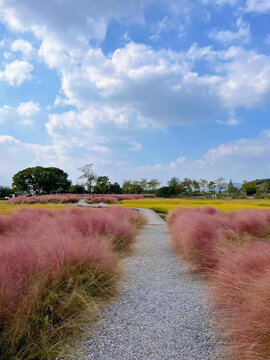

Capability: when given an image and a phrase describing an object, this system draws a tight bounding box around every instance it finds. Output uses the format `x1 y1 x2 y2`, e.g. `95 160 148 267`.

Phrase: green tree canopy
167 177 181 195
109 182 122 194
94 176 110 194
0 186 12 198
122 180 144 194
12 167 71 194
241 181 257 196
69 184 85 194
147 178 161 192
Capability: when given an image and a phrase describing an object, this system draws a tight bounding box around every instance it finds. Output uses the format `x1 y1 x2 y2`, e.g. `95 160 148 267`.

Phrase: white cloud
219 47 270 108
209 18 250 44
169 156 186 169
131 130 270 182
54 43 222 127
0 60 33 86
136 163 166 171
0 134 19 144
17 101 40 117
11 39 34 58
1 0 269 130
246 0 270 13
0 0 153 49
128 141 143 151
203 0 240 5
216 117 240 126
20 119 34 126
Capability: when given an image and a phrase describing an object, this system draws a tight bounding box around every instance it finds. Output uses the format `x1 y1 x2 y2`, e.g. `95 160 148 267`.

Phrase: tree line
1 164 269 198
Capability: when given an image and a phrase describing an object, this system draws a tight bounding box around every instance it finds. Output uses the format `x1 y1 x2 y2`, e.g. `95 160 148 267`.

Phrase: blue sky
0 0 270 186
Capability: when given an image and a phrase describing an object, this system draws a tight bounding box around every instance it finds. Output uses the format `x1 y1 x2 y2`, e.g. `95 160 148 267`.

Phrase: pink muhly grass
7 193 154 205
0 207 141 320
228 209 270 236
0 206 144 358
168 207 227 273
211 241 270 359
168 207 270 273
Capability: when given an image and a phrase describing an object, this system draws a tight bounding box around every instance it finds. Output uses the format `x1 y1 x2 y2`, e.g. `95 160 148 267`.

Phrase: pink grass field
0 206 144 358
168 207 270 360
7 193 155 205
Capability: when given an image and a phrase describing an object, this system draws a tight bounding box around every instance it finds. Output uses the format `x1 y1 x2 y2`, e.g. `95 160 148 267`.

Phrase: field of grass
0 202 71 215
119 198 270 213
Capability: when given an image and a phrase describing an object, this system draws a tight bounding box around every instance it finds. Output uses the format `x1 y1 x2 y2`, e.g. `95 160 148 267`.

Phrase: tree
69 184 85 194
181 178 193 196
192 179 201 195
122 180 133 194
12 167 71 194
109 182 122 194
78 164 97 193
228 180 239 196
94 176 110 194
0 186 12 198
199 179 208 194
208 181 216 196
167 177 181 196
258 182 270 195
241 181 257 196
139 178 148 192
215 177 227 195
122 180 143 194
147 178 161 192
156 186 172 197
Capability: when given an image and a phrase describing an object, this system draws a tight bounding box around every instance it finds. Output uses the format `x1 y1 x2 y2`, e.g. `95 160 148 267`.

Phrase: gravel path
75 207 220 360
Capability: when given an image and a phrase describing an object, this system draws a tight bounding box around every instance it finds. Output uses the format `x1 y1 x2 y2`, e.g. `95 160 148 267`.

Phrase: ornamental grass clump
211 241 270 360
168 207 270 359
0 207 143 359
168 207 227 273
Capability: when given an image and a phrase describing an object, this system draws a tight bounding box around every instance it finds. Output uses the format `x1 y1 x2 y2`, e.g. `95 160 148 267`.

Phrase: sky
0 0 270 186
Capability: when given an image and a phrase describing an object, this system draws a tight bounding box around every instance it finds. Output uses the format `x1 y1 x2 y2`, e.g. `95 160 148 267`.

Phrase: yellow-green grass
0 202 71 215
117 198 270 213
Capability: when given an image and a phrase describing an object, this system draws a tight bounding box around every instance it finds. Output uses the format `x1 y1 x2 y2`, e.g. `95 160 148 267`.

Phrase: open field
118 198 270 213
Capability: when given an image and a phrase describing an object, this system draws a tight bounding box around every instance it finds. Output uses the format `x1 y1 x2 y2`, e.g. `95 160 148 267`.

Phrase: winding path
76 205 220 360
